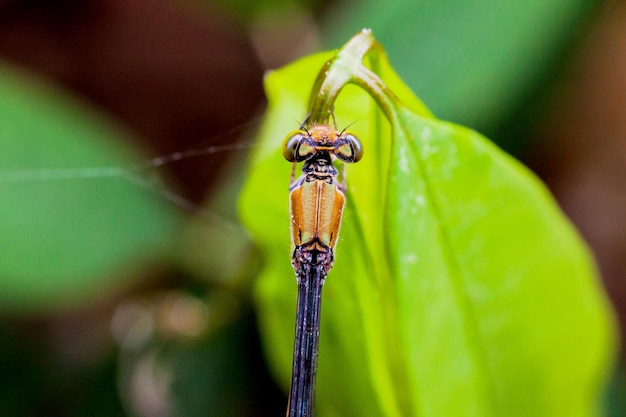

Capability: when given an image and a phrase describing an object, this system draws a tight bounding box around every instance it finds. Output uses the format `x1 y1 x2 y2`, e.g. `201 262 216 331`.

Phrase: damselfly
282 123 363 417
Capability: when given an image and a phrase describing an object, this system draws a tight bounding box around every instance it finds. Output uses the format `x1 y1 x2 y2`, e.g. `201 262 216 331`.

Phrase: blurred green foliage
0 324 125 416
321 0 599 152
0 63 180 312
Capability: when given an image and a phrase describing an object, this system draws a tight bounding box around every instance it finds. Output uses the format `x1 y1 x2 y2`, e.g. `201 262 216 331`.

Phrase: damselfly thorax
283 124 363 274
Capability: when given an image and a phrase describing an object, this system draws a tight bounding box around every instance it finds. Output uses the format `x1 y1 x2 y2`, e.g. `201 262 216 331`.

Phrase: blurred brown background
0 0 624 416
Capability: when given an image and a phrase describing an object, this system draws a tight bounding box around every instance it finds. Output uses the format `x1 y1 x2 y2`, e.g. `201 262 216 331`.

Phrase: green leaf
238 35 615 416
0 63 180 312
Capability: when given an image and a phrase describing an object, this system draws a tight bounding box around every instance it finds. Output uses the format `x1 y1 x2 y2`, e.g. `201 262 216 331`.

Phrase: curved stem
305 29 401 129
287 29 404 417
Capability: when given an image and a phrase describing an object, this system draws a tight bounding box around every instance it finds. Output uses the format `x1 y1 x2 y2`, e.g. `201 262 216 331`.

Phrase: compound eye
282 131 304 162
335 133 364 163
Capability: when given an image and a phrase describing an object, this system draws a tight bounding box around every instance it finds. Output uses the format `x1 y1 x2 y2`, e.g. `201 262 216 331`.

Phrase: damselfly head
281 125 363 163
